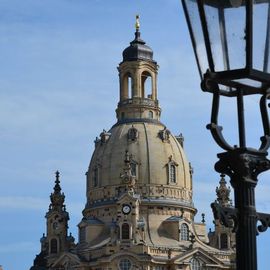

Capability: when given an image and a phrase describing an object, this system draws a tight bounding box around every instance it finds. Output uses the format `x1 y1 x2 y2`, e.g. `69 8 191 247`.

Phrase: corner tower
30 172 75 270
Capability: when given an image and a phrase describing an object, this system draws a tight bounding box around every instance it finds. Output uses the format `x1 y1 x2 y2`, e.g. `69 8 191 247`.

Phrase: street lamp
181 1 270 269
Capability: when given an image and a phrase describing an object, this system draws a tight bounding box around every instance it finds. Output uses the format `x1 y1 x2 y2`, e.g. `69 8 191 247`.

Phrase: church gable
173 248 230 269
50 252 80 269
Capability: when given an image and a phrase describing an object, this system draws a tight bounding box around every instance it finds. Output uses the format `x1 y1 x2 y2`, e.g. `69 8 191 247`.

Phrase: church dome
85 17 194 214
86 121 193 208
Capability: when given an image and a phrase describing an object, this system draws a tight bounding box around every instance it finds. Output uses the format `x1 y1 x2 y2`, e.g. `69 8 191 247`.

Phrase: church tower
30 16 235 270
30 172 75 270
45 171 75 257
208 175 236 251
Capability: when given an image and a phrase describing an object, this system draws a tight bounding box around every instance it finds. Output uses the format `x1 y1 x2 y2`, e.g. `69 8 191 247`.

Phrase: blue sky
1 1 270 269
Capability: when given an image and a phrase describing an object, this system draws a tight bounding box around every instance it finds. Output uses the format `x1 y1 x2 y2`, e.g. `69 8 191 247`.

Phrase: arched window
122 73 133 100
128 76 132 98
220 233 228 249
119 258 132 270
169 164 176 183
93 167 98 187
180 223 189 241
141 71 152 98
191 258 201 270
148 111 153 119
122 223 130 239
50 238 58 254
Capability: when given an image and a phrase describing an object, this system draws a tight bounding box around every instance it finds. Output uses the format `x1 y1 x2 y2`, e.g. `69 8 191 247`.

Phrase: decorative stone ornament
176 133 184 147
158 127 170 142
127 125 138 141
94 136 100 147
49 171 65 211
215 174 232 207
100 129 111 144
120 151 136 189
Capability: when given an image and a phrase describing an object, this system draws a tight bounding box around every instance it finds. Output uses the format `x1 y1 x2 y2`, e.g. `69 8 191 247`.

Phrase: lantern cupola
116 15 161 123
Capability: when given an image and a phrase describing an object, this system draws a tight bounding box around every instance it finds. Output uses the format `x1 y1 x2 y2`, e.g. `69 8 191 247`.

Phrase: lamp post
181 1 270 269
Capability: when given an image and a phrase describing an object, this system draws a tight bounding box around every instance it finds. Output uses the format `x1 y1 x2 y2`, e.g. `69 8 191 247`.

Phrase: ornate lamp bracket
259 90 270 152
206 88 234 151
204 78 270 153
212 149 270 238
212 202 270 235
211 202 238 232
257 212 270 233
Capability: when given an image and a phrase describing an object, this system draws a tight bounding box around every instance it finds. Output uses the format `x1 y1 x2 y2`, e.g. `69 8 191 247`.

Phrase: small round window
119 258 132 270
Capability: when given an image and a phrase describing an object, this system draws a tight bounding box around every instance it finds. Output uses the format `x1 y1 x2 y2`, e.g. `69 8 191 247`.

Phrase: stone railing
119 98 158 107
88 184 192 205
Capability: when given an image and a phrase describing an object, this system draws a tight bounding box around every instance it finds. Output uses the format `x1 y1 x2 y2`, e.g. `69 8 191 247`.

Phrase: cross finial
55 171 60 183
135 15 140 31
53 170 61 194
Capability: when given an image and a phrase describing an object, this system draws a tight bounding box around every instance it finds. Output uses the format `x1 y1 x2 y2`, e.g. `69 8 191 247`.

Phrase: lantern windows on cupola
121 72 133 100
141 70 152 98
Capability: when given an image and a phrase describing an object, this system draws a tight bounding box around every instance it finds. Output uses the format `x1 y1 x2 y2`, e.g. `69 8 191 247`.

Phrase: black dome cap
122 30 154 62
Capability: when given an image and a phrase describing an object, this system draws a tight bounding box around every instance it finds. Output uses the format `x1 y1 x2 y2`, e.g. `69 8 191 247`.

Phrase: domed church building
30 17 235 270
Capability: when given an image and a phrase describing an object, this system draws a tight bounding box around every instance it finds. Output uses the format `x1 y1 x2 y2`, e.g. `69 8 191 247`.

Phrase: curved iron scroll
257 212 270 233
259 91 270 152
211 202 238 232
206 90 234 151
204 80 270 153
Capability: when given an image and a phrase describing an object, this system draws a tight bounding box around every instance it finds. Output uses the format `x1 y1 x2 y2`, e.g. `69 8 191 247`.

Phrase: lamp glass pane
253 0 270 73
233 78 262 88
183 0 209 78
204 2 246 72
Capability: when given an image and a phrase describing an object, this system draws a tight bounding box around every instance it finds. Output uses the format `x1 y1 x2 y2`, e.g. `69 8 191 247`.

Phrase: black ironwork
201 213 205 223
212 149 270 270
181 0 270 269
202 71 270 269
205 81 270 270
182 0 270 94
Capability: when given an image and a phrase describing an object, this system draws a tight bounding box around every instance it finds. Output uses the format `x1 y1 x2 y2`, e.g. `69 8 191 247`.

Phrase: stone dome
86 121 193 208
84 22 194 214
